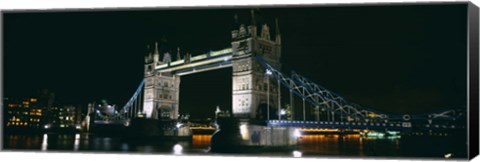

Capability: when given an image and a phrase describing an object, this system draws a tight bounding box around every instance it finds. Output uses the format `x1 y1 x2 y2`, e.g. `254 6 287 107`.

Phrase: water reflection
298 134 402 156
73 134 80 151
191 135 211 148
41 134 48 151
173 144 183 155
3 133 466 158
292 150 302 157
121 143 129 151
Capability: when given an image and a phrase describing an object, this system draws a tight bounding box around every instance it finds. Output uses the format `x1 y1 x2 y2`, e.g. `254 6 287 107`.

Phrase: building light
22 101 29 105
30 98 37 102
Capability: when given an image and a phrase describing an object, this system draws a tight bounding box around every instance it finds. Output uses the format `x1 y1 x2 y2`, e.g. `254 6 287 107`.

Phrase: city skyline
4 4 468 119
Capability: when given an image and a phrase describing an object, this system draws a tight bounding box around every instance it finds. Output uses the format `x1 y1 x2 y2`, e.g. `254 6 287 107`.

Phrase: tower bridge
92 12 465 135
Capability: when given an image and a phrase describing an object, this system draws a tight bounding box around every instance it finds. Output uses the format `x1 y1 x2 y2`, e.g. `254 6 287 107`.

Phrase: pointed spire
146 44 150 54
153 42 159 63
154 42 159 54
275 18 281 45
250 9 256 26
145 44 152 63
275 18 280 36
176 47 181 61
234 14 239 25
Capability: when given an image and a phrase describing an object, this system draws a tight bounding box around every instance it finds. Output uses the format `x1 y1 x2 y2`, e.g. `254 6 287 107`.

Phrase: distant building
45 105 79 129
4 97 46 130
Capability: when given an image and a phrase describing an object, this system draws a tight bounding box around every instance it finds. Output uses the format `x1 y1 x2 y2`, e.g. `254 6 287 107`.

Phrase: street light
266 69 272 121
280 109 286 120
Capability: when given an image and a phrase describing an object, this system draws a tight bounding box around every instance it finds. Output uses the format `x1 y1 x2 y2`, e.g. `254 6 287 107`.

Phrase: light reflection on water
41 134 48 151
3 133 466 158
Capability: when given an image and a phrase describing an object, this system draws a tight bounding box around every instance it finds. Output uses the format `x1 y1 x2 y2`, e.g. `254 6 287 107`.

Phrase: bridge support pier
211 117 298 153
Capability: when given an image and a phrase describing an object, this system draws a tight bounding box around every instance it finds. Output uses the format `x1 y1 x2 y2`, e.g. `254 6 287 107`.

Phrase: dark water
3 133 467 159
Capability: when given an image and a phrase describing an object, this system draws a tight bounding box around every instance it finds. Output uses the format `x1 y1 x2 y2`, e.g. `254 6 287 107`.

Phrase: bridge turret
231 11 281 119
275 18 281 45
163 52 172 64
145 45 153 64
153 42 163 65
144 44 155 75
249 9 257 38
261 24 271 41
176 47 181 61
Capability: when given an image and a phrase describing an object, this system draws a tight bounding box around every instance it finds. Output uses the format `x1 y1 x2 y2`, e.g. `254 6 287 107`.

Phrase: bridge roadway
267 120 461 132
94 118 462 134
156 48 233 76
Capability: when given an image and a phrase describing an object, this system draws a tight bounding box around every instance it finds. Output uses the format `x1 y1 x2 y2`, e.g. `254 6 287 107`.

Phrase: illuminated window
22 101 29 105
36 113 42 116
30 98 37 102
37 109 42 113
16 118 20 122
59 116 64 120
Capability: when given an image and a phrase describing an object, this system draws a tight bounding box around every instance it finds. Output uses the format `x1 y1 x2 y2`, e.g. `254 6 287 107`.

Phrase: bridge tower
143 42 180 120
231 12 282 119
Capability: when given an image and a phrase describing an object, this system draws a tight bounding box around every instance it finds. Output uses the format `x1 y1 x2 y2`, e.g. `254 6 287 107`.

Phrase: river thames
3 132 467 159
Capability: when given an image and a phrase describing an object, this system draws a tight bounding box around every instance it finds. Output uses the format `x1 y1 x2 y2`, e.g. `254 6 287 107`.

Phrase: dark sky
3 4 468 119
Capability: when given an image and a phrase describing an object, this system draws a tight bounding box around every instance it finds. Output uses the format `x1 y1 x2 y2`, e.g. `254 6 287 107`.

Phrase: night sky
3 4 468 119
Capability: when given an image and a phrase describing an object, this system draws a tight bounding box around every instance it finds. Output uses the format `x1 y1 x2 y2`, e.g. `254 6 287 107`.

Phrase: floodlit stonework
143 16 281 120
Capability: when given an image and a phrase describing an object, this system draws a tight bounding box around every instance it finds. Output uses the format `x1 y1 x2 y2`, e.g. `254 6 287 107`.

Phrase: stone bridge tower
231 12 282 119
143 43 180 120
